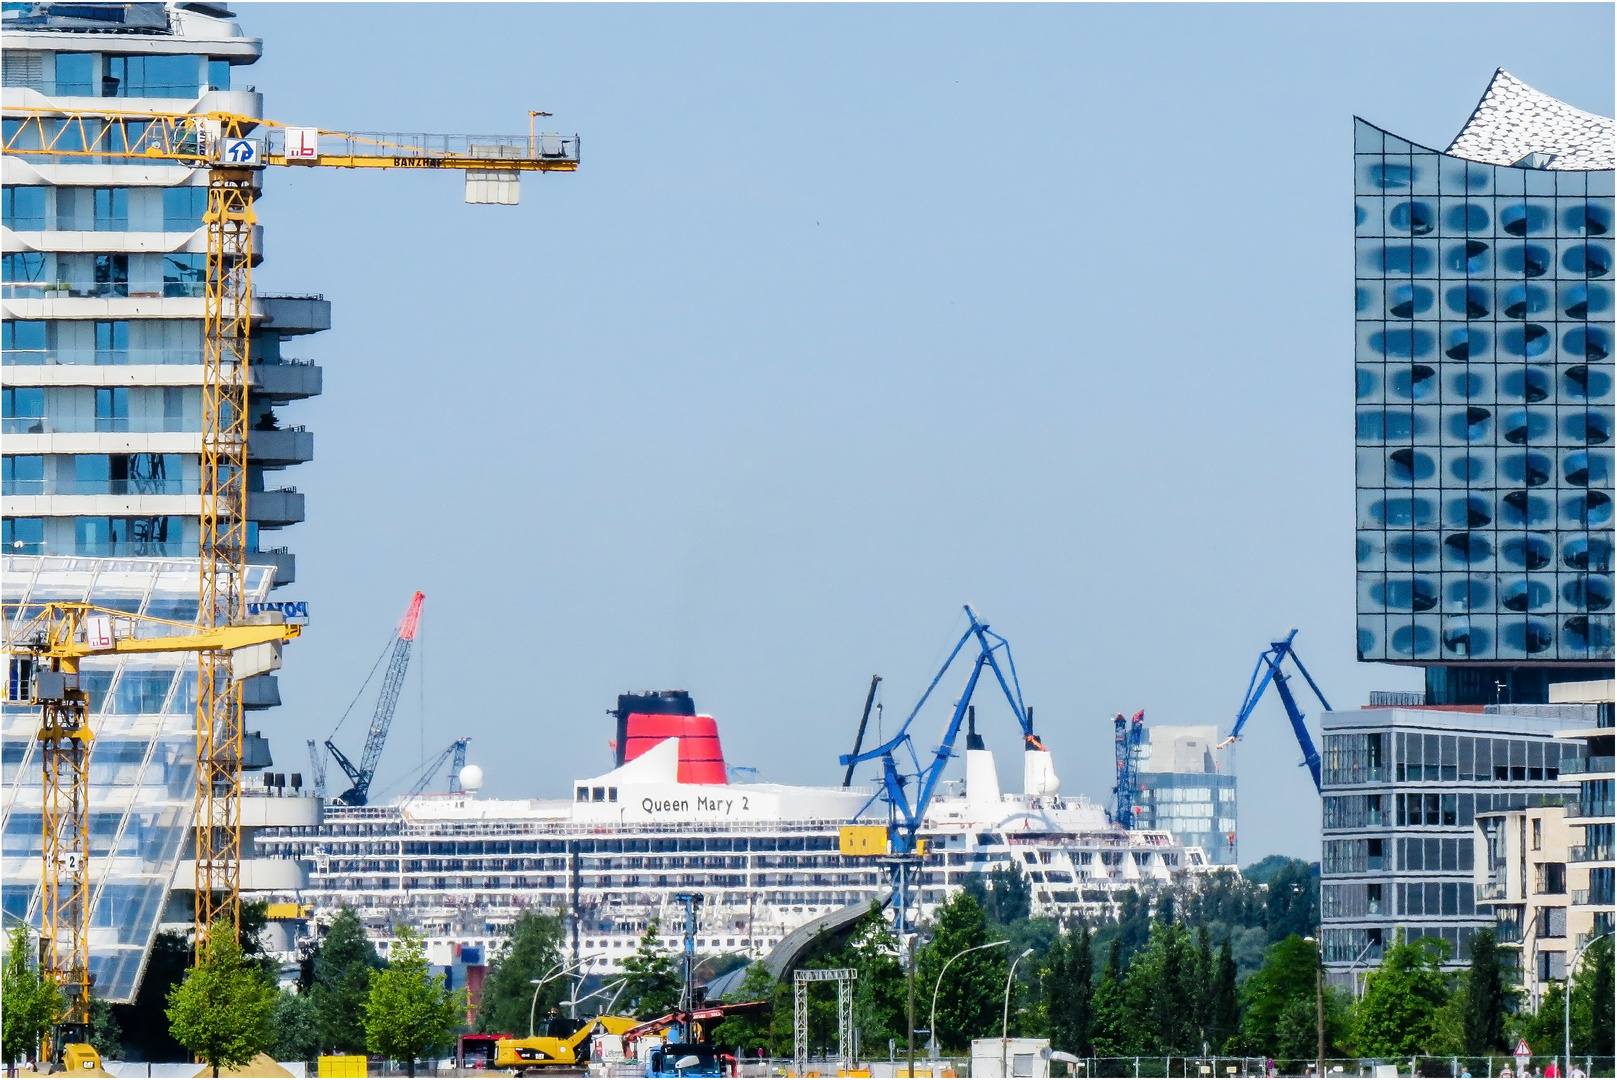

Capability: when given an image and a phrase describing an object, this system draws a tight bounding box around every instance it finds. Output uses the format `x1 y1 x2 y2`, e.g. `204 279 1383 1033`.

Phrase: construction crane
400 737 471 802
1 108 577 950
306 738 328 798
1111 709 1146 827
1217 628 1331 794
1 603 299 1054
325 591 426 807
838 606 1047 931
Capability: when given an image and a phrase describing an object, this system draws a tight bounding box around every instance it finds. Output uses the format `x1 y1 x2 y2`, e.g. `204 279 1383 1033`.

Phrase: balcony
2 416 195 435
247 427 314 467
1559 756 1616 776
0 280 207 300
245 547 295 587
248 488 305 527
1567 799 1617 821
251 360 322 402
1570 844 1616 864
256 294 330 336
1476 880 1510 902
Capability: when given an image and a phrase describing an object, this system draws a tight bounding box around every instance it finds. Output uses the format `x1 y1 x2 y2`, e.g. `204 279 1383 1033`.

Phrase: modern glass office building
1 2 322 1000
1354 70 1614 704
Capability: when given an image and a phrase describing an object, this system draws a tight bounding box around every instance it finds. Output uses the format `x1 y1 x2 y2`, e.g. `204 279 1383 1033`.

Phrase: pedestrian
1500 1066 1514 1078
1546 1062 1559 1079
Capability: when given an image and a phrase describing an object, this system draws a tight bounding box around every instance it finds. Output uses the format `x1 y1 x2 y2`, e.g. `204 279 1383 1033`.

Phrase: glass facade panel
1356 118 1615 663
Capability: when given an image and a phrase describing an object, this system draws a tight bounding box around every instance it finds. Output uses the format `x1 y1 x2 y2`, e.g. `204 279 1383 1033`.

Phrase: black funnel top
613 690 697 766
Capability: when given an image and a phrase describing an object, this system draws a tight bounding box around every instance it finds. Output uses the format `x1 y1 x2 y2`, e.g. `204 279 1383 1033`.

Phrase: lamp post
1304 933 1324 1080
1001 950 1036 1080
529 955 607 1035
1002 949 1036 1039
1564 931 1611 1074
929 940 1011 1059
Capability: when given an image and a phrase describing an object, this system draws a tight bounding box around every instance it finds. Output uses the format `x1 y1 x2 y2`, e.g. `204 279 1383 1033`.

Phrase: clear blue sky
241 2 1614 861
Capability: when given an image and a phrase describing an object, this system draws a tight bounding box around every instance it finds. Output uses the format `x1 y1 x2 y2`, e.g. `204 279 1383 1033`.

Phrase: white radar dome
458 764 484 792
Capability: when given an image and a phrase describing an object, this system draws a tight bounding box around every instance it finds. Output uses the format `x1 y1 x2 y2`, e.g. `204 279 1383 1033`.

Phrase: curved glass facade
1355 119 1615 665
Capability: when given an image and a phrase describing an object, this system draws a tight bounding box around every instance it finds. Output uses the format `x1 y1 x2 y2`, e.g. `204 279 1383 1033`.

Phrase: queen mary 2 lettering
257 691 1214 975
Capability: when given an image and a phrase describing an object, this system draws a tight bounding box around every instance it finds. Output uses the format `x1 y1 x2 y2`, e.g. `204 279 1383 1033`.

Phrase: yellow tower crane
1 108 579 958
2 603 301 1058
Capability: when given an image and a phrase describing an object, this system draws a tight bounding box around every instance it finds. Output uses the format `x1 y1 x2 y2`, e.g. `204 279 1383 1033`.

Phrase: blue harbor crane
839 606 1046 929
325 591 426 807
1219 628 1331 794
1112 710 1146 827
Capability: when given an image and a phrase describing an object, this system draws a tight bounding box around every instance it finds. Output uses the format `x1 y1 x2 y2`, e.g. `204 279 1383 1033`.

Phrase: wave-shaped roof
1446 68 1613 172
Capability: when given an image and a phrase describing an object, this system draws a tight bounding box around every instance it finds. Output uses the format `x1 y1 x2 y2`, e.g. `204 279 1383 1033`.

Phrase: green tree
844 904 908 1050
1516 981 1567 1061
270 991 322 1062
112 930 191 1061
1088 940 1127 1056
475 910 567 1035
917 891 1006 1050
710 963 780 1053
2 924 66 1067
1208 938 1241 1053
620 920 682 1018
963 866 1033 927
1463 929 1510 1054
165 920 278 1077
1240 936 1319 1056
1043 925 1093 1055
1351 934 1451 1057
309 906 386 1053
1258 861 1319 944
362 927 465 1078
88 995 123 1059
1570 934 1613 1055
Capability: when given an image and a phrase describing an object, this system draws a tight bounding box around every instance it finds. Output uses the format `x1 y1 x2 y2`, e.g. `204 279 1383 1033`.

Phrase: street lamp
1002 949 1036 1038
529 955 608 1035
1564 931 1611 1074
928 940 1011 1059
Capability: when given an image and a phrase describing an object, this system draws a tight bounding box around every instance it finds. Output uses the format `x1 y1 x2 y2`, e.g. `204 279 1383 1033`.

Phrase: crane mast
2 604 298 1044
328 592 426 806
2 105 579 967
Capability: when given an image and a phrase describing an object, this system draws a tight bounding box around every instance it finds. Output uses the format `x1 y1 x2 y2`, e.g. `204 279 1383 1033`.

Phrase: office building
1136 725 1238 865
1353 69 1613 704
1 1 323 998
1320 702 1588 987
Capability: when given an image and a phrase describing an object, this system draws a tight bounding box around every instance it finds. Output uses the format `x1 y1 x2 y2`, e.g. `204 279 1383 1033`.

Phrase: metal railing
1560 756 1616 775
1572 799 1617 819
2 348 205 367
1571 844 1616 863
0 280 205 299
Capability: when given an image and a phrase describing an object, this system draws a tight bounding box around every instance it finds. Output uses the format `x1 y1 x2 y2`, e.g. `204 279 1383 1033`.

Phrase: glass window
3 517 45 554
2 455 45 495
53 53 97 96
207 59 230 91
93 254 128 297
96 320 128 364
162 187 207 231
162 254 205 298
2 387 45 423
102 54 203 98
2 320 49 364
95 387 128 431
2 252 47 283
1 186 46 229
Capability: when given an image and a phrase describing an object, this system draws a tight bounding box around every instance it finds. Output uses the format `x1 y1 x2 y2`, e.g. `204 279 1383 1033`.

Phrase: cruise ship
258 692 1214 972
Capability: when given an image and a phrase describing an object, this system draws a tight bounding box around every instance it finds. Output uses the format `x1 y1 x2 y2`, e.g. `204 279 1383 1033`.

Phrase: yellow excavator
494 1014 641 1074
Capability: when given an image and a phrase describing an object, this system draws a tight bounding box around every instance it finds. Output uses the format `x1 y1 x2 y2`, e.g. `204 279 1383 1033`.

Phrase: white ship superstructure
261 708 1212 971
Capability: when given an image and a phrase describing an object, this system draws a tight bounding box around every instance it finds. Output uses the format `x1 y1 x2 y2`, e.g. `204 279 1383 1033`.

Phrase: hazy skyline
239 2 1615 860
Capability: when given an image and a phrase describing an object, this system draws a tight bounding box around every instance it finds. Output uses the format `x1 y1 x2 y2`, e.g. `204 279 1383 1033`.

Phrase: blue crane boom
327 591 425 807
838 605 1040 858
1220 628 1331 793
1112 710 1145 827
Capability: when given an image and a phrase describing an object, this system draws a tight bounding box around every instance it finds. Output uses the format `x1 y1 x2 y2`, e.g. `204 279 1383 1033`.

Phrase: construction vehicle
1 105 578 958
837 605 1050 931
324 592 426 806
494 1014 641 1074
1111 710 1146 827
1 602 299 1059
1217 628 1331 794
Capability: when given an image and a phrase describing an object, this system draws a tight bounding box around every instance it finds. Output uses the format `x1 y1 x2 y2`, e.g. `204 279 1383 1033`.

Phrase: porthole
1498 490 1551 526
1563 327 1610 362
1563 204 1611 236
1447 204 1489 232
1446 284 1489 319
1561 616 1612 653
1388 201 1434 235
1443 533 1492 564
1501 618 1555 654
1500 324 1551 358
1500 244 1552 277
1389 624 1435 656
1563 244 1612 278
1500 536 1553 570
1563 536 1615 572
1499 368 1551 402
1501 285 1551 320
1564 365 1613 400
1387 448 1435 482
1498 204 1550 236
1499 452 1553 487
